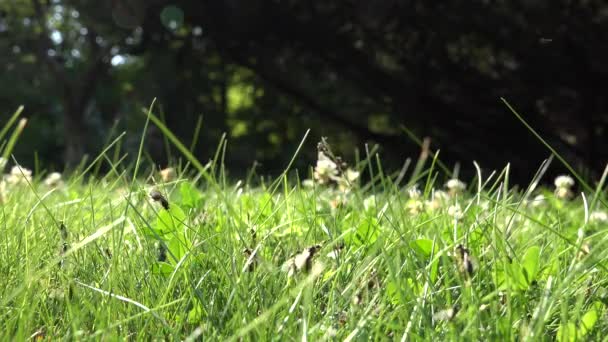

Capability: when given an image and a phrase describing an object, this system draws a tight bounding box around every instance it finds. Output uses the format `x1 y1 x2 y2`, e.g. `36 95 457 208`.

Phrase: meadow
1 106 607 341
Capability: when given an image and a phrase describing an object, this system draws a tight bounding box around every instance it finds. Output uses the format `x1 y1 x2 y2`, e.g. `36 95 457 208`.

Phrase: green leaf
506 262 528 290
557 322 577 342
521 246 541 284
410 239 435 257
386 280 401 305
187 305 204 324
151 262 174 276
166 234 191 264
346 217 380 246
579 303 600 336
153 205 187 236
557 303 603 341
179 181 204 208
409 239 439 282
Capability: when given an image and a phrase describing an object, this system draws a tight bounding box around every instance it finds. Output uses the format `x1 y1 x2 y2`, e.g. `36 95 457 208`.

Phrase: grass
1 104 608 341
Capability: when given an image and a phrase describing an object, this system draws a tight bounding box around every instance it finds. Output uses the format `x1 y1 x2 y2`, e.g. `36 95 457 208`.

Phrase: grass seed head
455 245 475 276
150 189 169 210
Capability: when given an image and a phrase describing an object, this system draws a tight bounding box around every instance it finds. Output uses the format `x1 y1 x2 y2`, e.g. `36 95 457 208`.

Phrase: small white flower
330 195 347 209
408 186 421 199
301 179 315 188
313 152 338 185
406 200 424 215
425 189 449 211
554 175 574 189
44 172 63 187
590 211 608 223
0 180 6 203
425 199 441 211
530 194 546 207
447 204 463 219
434 190 450 201
282 244 322 277
344 168 360 182
337 168 360 192
159 167 176 182
446 179 466 195
479 200 490 211
5 165 32 185
554 186 573 200
363 195 377 211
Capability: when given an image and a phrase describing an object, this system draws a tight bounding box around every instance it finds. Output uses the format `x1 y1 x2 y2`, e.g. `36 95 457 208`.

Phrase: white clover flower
44 172 63 187
0 180 6 203
446 179 466 195
337 168 360 192
554 175 575 200
425 199 441 211
408 186 421 199
425 189 449 211
554 186 573 200
530 194 546 207
344 168 360 183
159 167 176 182
5 165 32 185
406 199 424 215
447 204 463 219
330 194 347 210
313 152 338 184
554 175 575 189
301 179 315 188
589 211 608 223
434 190 450 201
363 195 377 211
479 200 490 211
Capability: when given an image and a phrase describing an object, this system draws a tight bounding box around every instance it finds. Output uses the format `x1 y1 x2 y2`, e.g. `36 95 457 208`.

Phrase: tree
1 0 607 181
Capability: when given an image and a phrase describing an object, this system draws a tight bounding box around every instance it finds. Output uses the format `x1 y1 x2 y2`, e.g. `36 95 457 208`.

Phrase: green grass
1 105 608 341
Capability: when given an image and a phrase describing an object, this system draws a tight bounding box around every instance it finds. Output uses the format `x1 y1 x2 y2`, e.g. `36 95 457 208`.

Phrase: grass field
1 106 608 341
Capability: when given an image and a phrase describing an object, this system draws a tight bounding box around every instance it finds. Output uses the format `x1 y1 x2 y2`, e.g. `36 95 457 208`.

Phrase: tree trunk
63 102 87 167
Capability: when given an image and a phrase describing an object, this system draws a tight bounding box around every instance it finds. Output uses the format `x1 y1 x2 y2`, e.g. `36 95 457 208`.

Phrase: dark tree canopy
1 0 607 182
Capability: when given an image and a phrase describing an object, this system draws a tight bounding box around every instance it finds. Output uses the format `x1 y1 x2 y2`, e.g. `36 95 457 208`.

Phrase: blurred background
1 0 607 183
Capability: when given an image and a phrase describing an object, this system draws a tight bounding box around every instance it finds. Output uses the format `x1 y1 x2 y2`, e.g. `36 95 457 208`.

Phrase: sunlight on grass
0 104 607 340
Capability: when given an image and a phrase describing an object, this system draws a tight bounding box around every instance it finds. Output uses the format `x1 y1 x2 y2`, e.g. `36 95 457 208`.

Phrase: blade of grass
0 105 24 142
502 98 603 208
1 118 27 172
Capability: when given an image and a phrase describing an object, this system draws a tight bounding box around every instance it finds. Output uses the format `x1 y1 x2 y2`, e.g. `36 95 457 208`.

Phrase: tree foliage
1 0 607 180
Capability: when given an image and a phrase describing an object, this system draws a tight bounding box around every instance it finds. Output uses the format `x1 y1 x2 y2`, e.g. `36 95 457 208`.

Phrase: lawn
1 108 607 341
